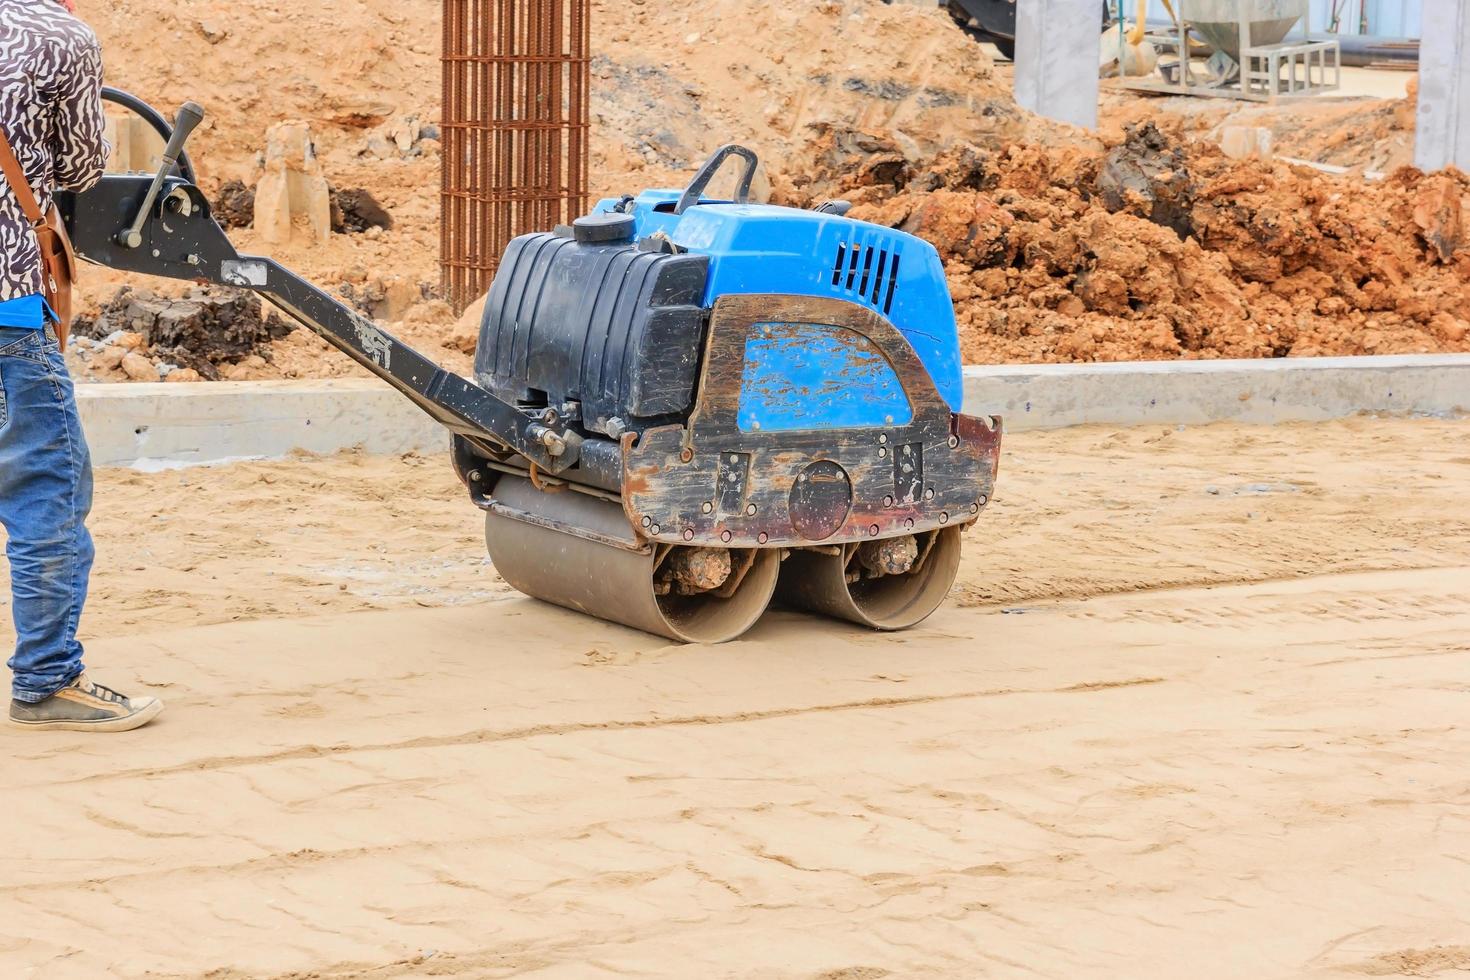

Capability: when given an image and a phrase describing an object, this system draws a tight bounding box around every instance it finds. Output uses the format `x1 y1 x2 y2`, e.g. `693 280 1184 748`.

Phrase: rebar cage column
441 0 590 313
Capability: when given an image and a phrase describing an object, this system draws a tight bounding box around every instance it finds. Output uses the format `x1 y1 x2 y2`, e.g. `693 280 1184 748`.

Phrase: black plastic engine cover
474 231 710 438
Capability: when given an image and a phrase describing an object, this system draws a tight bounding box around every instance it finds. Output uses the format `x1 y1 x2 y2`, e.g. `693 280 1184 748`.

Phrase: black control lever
115 101 205 249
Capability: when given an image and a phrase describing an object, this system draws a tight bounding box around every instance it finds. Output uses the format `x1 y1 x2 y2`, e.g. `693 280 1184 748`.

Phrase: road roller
60 96 1002 643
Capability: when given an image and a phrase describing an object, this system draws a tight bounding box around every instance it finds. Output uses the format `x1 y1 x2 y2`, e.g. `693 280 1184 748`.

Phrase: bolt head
878 447 887 458
746 503 757 516
878 433 888 445
939 512 949 524
701 501 713 514
978 494 988 507
757 532 769 544
904 518 914 529
869 524 880 536
682 528 695 541
924 488 935 500
680 448 693 463
883 495 894 507
720 530 732 543
468 469 482 483
641 515 653 528
948 435 959 449
650 523 661 535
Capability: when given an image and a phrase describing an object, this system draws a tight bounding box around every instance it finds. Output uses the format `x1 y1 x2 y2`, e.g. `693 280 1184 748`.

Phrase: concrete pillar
103 110 164 174
1414 0 1470 173
1013 0 1101 130
254 121 331 247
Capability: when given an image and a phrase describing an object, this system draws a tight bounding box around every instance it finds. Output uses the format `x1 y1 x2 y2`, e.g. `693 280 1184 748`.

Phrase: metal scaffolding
441 0 590 313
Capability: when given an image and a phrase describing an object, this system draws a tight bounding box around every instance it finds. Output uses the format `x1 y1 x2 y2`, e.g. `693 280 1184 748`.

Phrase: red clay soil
814 125 1470 363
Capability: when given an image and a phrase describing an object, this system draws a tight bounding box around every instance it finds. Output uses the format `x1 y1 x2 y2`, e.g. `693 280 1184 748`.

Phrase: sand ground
3 417 1470 978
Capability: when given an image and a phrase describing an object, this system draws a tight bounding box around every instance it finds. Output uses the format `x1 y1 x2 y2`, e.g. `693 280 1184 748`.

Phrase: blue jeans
0 326 94 701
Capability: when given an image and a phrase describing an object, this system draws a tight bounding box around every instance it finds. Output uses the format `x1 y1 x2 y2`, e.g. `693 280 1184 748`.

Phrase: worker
0 0 163 731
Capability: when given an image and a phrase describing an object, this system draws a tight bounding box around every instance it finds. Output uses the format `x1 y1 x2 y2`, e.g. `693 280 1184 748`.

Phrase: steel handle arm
59 172 581 473
229 256 581 470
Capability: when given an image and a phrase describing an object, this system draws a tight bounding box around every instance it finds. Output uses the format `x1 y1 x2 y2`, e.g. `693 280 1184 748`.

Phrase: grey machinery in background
939 0 1113 60
901 0 1342 103
1119 0 1341 101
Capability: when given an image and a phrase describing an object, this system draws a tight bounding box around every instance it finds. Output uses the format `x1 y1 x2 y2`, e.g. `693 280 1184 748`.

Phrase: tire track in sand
31 676 1166 789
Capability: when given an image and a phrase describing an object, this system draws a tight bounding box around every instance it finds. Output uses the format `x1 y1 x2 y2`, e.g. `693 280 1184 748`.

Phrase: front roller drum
484 476 780 643
777 526 963 630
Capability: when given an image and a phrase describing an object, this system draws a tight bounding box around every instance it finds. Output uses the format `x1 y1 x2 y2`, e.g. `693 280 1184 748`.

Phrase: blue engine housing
474 189 963 444
593 190 963 413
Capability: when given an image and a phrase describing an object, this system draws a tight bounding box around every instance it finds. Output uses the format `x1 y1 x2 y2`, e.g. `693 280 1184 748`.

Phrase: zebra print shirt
0 0 108 301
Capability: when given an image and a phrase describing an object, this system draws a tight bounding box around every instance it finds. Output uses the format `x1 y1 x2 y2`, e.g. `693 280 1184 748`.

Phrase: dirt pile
837 125 1470 362
1095 82 1420 177
212 179 256 229
1261 79 1418 174
1095 123 1195 240
588 0 1057 197
80 0 1460 375
72 286 294 381
330 188 394 234
83 0 1046 377
211 182 394 235
90 0 1021 203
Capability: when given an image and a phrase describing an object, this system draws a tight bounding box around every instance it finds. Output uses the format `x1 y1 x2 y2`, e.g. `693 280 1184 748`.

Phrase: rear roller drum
484 476 779 643
777 527 962 630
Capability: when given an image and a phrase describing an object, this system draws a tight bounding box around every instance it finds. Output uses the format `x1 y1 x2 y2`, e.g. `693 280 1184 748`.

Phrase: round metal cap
573 212 636 243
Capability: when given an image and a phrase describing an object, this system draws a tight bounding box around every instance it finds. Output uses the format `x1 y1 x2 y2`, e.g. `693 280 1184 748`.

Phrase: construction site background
70 0 1467 385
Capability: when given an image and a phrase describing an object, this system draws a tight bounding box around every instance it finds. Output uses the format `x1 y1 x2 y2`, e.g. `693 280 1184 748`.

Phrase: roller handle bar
673 144 759 214
100 86 198 183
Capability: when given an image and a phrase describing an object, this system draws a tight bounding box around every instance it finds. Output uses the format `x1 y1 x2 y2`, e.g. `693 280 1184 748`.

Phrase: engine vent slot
830 240 900 315
882 252 899 313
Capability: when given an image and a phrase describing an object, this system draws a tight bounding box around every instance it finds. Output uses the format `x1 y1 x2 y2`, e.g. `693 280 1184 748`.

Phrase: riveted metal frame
621 294 1001 549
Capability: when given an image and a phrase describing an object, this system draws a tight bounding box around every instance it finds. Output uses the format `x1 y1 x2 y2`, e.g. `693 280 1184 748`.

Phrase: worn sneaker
9 674 164 732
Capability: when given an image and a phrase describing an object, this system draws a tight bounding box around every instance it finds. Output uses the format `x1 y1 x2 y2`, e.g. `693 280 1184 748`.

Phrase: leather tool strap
0 126 43 222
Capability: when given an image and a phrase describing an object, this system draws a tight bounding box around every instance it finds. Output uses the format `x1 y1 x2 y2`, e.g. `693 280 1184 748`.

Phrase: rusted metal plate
621 294 1002 549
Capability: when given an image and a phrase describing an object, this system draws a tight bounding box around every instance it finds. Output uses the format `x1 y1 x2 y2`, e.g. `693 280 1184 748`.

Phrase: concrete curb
75 354 1470 468
962 354 1470 431
78 379 445 469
